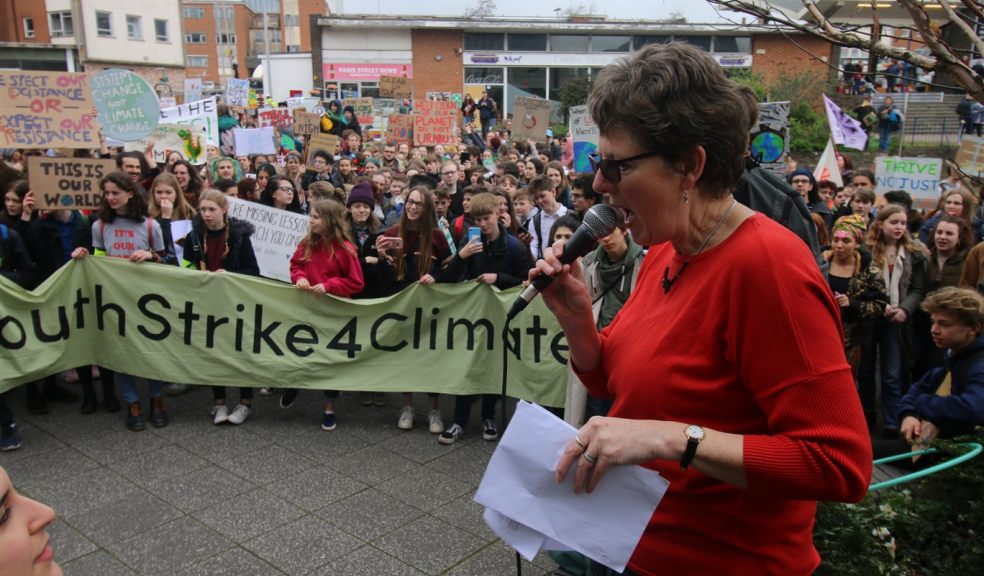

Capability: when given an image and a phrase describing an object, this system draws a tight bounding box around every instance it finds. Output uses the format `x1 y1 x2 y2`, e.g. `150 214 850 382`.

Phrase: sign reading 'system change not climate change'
0 71 100 148
90 69 160 142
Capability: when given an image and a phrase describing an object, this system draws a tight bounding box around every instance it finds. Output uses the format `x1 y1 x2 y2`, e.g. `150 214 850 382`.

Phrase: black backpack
733 158 824 271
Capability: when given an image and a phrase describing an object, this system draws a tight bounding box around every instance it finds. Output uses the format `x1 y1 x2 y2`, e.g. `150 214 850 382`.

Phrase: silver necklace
662 198 738 294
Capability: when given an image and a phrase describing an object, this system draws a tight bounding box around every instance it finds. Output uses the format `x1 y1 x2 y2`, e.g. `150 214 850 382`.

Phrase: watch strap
680 437 699 470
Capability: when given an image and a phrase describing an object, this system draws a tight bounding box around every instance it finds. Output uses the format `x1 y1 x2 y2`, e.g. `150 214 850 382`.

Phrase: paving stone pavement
1 384 560 575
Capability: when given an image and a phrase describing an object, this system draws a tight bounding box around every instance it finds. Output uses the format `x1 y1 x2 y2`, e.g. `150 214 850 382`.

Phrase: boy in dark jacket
0 223 35 450
439 193 533 445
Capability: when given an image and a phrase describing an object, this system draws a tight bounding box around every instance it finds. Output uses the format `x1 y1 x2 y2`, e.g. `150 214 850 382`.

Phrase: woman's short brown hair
587 41 758 197
922 286 984 328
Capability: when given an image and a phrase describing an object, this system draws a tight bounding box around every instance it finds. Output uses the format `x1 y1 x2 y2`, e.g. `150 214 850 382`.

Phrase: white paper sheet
475 401 669 573
233 127 276 156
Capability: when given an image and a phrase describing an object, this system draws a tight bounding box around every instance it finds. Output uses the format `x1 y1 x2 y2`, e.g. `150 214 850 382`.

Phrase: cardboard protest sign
225 78 250 107
305 133 340 165
247 89 259 110
511 97 551 142
413 100 458 146
27 157 117 210
875 156 943 210
159 97 219 146
226 197 310 282
0 71 99 149
568 105 597 174
287 97 320 112
386 114 413 145
90 69 160 141
233 127 277 156
380 76 412 99
258 108 292 129
342 97 374 125
750 101 791 176
956 136 984 179
122 123 208 165
183 78 202 103
293 110 321 136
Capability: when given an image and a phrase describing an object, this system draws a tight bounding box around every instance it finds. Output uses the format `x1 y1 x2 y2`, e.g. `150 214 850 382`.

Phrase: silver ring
574 435 586 449
582 450 597 465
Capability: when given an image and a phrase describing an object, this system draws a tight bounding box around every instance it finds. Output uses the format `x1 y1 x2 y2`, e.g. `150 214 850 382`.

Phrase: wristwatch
680 424 705 470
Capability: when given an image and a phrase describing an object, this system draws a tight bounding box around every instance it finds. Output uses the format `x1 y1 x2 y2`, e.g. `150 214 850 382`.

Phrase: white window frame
217 33 237 44
183 7 204 19
23 17 35 38
186 55 209 68
95 11 112 37
48 11 73 38
126 15 142 40
155 19 168 42
185 32 206 44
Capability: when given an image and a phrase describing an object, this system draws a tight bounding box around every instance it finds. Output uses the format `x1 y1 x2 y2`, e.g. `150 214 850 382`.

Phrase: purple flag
823 94 868 151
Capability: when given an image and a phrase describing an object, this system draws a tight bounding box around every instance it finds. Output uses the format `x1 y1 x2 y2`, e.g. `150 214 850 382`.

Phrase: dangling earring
683 191 689 204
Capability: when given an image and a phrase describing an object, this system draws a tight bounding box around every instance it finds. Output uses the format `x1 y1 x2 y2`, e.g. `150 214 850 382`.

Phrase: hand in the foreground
556 417 684 494
529 240 591 323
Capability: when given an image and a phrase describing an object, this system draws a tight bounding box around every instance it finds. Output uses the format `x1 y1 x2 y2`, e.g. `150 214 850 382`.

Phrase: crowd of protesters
1 96 982 465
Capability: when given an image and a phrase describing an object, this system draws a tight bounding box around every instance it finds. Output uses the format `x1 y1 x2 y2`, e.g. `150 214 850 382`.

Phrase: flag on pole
814 138 843 188
823 94 868 151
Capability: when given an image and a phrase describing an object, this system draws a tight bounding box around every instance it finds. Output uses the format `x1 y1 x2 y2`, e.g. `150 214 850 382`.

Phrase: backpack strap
533 212 543 258
0 223 7 241
147 218 155 251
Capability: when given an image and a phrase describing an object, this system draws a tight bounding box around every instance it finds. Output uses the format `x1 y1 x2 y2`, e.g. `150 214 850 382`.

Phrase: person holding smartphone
376 186 452 433
441 193 533 444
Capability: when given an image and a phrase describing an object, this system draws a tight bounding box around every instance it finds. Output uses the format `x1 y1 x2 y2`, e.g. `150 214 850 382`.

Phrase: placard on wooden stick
305 133 340 165
0 71 100 149
27 157 117 210
386 114 413 145
293 110 321 136
511 96 552 142
413 100 458 147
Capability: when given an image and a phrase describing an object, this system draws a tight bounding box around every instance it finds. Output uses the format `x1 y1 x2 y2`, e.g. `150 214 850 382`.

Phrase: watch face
685 425 705 441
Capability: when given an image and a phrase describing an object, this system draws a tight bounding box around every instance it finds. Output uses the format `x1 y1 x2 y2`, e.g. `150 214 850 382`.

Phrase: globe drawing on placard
750 130 785 164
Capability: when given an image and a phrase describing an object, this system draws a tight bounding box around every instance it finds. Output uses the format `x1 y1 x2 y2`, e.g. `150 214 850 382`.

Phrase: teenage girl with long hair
71 172 168 432
280 199 364 430
182 190 260 424
859 204 929 435
168 159 205 209
377 186 451 433
259 176 304 214
148 172 196 266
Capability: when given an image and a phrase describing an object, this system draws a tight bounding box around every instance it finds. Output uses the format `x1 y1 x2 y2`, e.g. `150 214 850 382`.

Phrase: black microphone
507 203 624 320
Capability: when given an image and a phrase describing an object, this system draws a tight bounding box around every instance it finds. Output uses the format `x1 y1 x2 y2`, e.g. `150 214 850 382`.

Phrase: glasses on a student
406 199 423 207
278 186 295 192
791 178 811 184
587 151 661 184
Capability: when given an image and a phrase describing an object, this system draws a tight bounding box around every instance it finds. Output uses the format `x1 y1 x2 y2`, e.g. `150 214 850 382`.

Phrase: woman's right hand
530 240 592 322
71 247 89 260
296 278 311 291
159 198 174 219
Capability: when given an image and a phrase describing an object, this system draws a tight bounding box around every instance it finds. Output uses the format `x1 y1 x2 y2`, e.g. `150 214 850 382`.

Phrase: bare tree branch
959 0 984 23
898 0 984 100
938 0 984 59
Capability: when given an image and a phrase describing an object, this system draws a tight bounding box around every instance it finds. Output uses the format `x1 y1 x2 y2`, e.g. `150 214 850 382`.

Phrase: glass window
96 12 112 37
508 34 546 51
507 67 547 113
464 67 504 85
677 35 711 51
217 33 237 44
361 82 381 99
340 83 359 99
464 33 504 51
549 68 590 94
185 32 206 44
23 17 35 38
183 7 204 18
126 15 142 40
155 19 168 42
48 11 73 37
186 55 209 67
634 35 670 49
714 36 751 53
550 35 589 52
287 45 301 53
591 35 630 53
284 14 299 26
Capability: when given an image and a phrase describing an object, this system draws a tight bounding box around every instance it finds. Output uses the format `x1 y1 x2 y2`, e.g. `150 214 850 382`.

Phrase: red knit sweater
576 214 872 575
289 239 364 297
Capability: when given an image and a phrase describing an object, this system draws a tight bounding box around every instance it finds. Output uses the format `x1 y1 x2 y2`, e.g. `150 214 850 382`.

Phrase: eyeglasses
277 186 295 192
790 178 811 184
406 199 423 207
588 151 661 184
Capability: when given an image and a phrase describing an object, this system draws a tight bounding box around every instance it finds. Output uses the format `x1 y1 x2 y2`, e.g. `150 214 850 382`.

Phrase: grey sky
330 0 739 23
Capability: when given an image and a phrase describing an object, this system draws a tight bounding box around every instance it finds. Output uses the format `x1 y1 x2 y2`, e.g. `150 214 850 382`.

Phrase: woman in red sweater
534 43 872 575
281 199 364 431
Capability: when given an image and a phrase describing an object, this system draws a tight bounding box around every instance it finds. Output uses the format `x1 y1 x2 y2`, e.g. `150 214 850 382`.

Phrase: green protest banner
0 258 568 406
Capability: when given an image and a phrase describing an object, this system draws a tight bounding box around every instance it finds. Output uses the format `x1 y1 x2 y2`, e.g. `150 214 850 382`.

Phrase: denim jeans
452 394 496 427
878 125 892 151
859 318 904 429
116 373 163 404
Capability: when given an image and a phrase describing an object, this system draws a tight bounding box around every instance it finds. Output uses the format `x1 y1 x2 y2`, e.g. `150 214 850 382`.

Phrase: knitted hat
346 181 375 209
343 105 355 115
790 167 815 185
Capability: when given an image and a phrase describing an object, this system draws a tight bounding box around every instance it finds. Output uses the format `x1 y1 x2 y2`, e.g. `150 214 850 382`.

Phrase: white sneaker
428 410 444 434
211 404 229 425
398 406 414 430
227 403 251 425
257 387 275 396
